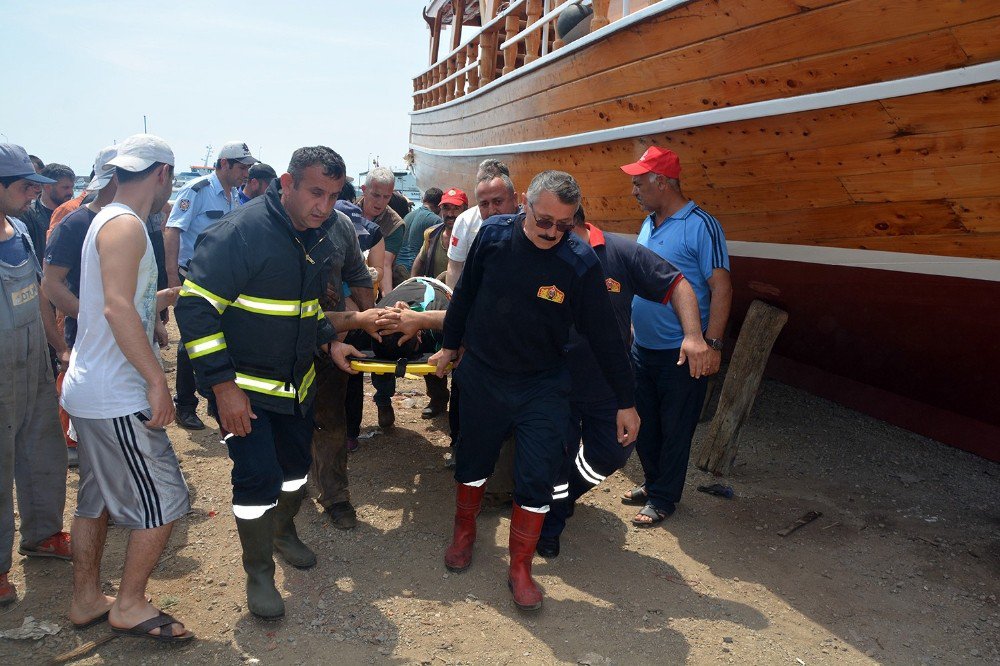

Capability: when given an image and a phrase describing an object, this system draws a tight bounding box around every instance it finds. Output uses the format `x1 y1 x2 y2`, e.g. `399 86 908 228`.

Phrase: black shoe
421 399 447 419
175 407 206 430
326 501 357 530
377 404 395 430
536 535 560 558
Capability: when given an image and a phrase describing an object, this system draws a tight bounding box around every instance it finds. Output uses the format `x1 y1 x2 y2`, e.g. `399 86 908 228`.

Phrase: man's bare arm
98 215 174 426
41 263 78 318
446 258 464 289
163 226 182 288
349 285 375 311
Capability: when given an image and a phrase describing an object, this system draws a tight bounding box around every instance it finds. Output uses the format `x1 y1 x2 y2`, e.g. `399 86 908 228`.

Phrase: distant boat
409 0 1000 460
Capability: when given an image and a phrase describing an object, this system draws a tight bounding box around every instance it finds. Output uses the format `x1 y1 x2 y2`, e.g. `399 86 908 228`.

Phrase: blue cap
0 144 56 184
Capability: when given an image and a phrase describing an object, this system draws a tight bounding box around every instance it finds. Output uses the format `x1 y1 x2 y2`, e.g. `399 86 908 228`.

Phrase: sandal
631 503 674 528
111 610 194 643
72 595 152 630
621 486 648 506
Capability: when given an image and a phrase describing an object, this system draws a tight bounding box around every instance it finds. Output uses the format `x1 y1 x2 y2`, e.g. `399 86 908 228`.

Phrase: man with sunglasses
430 171 638 612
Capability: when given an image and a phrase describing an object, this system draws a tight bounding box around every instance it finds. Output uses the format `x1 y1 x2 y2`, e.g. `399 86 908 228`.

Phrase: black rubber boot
273 488 317 569
235 511 285 619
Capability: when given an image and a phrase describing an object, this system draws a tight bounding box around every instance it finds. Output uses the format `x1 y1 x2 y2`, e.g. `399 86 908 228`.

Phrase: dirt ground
2 348 998 665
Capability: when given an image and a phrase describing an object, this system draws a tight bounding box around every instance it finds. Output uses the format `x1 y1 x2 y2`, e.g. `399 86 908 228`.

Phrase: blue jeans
631 344 708 512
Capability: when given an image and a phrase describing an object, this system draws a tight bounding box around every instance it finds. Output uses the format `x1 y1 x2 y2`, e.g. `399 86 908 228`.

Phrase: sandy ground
2 348 998 665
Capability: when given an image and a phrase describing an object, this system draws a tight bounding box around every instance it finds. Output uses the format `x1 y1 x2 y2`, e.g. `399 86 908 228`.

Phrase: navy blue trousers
453 352 569 509
632 344 707 512
541 397 633 538
225 406 314 508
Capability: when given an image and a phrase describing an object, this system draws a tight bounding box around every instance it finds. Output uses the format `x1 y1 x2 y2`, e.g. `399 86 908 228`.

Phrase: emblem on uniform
179 199 191 212
451 235 459 246
606 278 621 293
537 285 565 304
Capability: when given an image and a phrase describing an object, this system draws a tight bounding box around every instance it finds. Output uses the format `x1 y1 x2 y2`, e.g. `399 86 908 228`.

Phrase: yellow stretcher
348 355 452 377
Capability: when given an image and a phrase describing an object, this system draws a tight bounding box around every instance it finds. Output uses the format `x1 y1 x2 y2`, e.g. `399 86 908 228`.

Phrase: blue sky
0 1 431 181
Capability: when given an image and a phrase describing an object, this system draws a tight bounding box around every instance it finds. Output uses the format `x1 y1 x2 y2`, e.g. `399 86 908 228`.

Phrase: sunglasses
528 202 575 232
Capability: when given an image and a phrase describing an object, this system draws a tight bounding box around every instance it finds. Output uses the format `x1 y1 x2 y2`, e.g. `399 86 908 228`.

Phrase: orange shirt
47 192 87 239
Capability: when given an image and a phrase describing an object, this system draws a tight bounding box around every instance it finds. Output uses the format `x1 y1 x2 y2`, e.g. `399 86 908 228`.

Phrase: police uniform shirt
565 224 684 404
442 214 635 409
166 172 240 269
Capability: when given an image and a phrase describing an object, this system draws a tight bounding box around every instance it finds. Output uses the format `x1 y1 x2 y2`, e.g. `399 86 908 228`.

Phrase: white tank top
62 203 159 419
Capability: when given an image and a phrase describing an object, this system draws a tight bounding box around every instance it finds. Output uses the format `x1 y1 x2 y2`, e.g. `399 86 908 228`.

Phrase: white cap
217 141 259 165
107 134 174 172
85 145 118 192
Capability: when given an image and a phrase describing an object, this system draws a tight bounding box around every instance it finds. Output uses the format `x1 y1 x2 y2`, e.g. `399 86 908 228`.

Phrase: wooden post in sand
695 300 788 475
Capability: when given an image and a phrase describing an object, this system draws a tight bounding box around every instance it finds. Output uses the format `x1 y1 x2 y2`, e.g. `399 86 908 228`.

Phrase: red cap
620 146 681 178
439 187 468 207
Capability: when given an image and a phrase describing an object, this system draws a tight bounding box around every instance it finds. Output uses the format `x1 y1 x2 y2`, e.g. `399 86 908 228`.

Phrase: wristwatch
705 337 724 351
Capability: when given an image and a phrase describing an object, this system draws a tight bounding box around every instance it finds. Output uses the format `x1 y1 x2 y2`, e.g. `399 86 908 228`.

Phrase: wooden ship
408 0 1000 461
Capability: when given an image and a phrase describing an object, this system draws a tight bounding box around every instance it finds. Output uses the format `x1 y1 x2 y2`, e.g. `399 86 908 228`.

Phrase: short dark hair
422 187 443 207
116 162 171 185
288 146 346 187
0 175 23 188
249 163 276 182
371 332 420 361
28 155 45 172
338 181 357 202
41 163 75 182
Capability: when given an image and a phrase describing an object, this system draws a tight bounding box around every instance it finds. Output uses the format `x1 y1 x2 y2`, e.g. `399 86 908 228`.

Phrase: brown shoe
377 404 395 430
326 501 357 530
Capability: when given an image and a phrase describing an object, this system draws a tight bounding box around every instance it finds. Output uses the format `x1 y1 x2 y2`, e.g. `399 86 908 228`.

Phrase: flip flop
110 610 195 643
631 503 673 528
72 595 152 630
621 486 648 506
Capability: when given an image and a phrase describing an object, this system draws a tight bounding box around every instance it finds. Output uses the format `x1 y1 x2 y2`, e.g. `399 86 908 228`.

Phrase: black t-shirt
44 205 98 347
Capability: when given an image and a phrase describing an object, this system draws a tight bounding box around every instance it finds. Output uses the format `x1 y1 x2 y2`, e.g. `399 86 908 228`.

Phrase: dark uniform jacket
443 213 636 409
175 180 338 415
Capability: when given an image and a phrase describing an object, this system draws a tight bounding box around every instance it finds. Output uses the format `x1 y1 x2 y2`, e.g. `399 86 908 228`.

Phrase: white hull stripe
727 241 1000 283
411 61 1000 157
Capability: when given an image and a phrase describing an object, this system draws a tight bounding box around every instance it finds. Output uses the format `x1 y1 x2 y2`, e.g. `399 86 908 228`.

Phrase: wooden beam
451 0 465 51
694 300 789 475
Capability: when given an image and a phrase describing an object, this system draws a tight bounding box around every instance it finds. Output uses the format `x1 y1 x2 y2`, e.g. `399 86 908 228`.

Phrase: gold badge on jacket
605 278 621 293
537 285 565 304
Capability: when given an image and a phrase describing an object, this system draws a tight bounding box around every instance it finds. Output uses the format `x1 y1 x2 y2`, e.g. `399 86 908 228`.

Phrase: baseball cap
440 187 467 207
0 143 56 184
85 145 118 191
217 141 259 165
619 146 681 178
107 134 175 172
248 162 277 181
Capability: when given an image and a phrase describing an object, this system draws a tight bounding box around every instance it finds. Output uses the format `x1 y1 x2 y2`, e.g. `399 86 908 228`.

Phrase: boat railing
414 0 637 110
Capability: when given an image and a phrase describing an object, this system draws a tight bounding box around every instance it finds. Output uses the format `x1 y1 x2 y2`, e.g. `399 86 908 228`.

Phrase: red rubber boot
444 483 486 572
0 572 16 606
507 503 545 611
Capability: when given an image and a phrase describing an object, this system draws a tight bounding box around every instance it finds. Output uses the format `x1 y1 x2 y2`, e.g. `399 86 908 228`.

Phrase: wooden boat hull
410 0 1000 459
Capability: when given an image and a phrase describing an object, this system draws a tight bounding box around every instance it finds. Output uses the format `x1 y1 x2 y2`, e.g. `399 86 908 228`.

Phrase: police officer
175 146 360 620
165 141 258 429
537 207 710 557
430 171 639 611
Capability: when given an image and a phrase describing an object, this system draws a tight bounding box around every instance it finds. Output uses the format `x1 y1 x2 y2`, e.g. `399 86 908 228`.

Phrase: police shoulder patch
178 199 191 212
606 277 621 293
191 179 210 192
537 285 565 304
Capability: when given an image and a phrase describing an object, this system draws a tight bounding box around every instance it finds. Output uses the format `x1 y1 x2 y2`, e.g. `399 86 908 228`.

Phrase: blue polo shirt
166 172 240 267
632 201 729 349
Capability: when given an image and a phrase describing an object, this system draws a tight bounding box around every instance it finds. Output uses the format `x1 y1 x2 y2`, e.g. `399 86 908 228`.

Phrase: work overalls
0 220 66 574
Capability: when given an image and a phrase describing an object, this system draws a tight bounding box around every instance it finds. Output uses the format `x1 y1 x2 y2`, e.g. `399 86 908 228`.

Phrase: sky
0 1 434 182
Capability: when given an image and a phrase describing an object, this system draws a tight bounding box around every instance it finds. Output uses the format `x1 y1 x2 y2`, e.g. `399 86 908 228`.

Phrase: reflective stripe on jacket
175 180 337 415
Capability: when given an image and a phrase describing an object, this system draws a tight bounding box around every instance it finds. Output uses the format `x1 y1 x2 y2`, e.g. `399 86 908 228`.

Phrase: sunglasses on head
528 202 575 232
